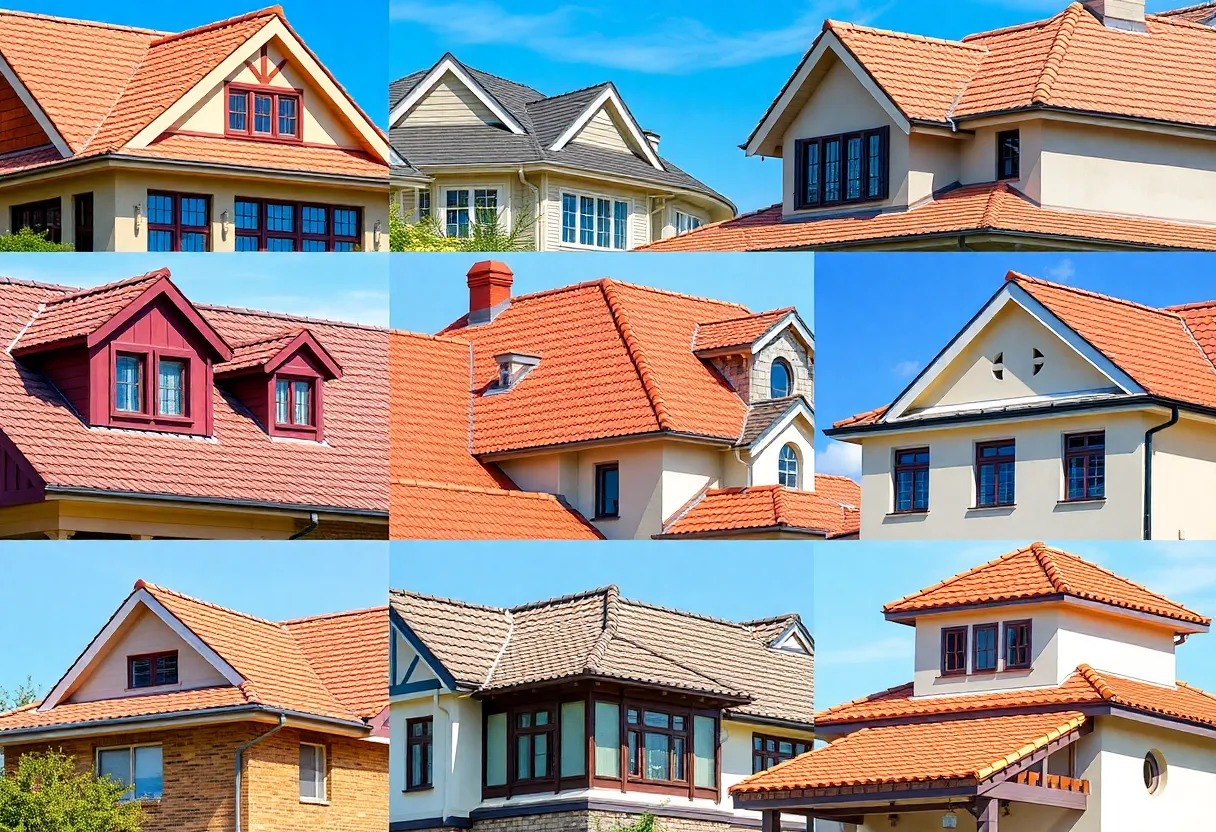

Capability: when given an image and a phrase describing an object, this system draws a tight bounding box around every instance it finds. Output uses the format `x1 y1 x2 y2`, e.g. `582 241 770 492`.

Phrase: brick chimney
1084 0 1145 30
467 260 513 325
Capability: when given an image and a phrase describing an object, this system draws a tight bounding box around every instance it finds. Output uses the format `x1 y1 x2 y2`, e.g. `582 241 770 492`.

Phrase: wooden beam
979 780 1088 810
761 809 780 832
976 797 999 832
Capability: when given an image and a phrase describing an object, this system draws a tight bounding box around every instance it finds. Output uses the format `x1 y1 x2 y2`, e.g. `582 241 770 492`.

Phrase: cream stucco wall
750 415 816 489
1149 413 1216 541
0 169 118 250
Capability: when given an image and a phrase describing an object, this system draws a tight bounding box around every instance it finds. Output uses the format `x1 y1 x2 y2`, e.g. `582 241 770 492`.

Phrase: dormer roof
692 307 805 354
657 476 859 540
883 542 1210 628
215 327 343 379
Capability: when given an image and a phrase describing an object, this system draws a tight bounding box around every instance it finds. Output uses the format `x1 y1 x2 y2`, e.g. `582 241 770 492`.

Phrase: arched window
770 358 792 399
778 444 799 488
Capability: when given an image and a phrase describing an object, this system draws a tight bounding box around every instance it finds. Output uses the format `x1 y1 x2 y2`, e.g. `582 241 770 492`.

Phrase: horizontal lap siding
543 178 650 251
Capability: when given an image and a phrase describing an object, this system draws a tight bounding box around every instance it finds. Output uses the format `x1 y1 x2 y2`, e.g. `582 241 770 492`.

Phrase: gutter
289 511 320 540
235 714 287 832
1143 405 1179 540
43 485 388 520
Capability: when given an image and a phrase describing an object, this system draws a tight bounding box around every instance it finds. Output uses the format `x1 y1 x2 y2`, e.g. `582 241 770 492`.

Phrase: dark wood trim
793 126 889 209
751 732 811 774
405 715 434 790
223 82 304 143
1062 430 1105 501
941 626 968 676
127 650 177 689
594 462 620 519
972 622 999 673
10 196 62 243
1003 619 1032 670
146 190 210 252
974 439 1016 508
892 446 930 513
233 197 361 252
981 780 1087 810
996 129 1020 181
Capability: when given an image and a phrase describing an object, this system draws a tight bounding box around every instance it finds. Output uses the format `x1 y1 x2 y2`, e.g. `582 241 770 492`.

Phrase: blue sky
11 1 385 125
390 1 1184 213
814 252 1216 480
815 541 1216 711
0 253 390 327
0 542 388 701
389 252 812 332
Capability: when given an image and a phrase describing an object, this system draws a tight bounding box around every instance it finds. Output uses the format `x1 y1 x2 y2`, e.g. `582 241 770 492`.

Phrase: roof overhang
474 673 754 707
41 485 390 522
389 605 462 695
653 522 830 540
389 55 526 134
746 397 816 458
217 329 344 381
548 84 664 171
476 429 738 461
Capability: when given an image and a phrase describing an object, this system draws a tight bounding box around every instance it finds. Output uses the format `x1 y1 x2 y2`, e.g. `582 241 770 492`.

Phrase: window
234 199 360 252
752 734 809 774
559 701 585 777
485 713 507 787
513 709 553 781
973 623 998 672
1144 751 1164 794
1032 348 1045 375
674 211 702 235
275 378 314 427
941 626 968 675
626 708 687 784
778 444 799 488
97 745 162 801
299 743 326 802
595 463 619 518
147 192 209 252
770 358 792 398
11 197 62 243
593 702 620 777
158 359 185 417
997 130 1020 180
226 86 301 141
795 127 889 209
894 448 929 513
115 355 144 413
128 652 178 688
446 189 471 237
474 189 498 225
976 440 1015 507
562 192 628 249
1004 620 1032 669
417 188 431 220
406 717 433 790
74 193 94 252
1064 432 1105 501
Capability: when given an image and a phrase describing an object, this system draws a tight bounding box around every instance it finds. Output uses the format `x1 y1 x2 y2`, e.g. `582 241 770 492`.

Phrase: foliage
0 677 36 712
0 750 143 832
0 228 73 252
594 812 665 832
390 201 536 252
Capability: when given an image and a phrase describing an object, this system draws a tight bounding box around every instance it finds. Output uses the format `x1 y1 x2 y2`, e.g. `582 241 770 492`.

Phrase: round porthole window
1143 750 1165 794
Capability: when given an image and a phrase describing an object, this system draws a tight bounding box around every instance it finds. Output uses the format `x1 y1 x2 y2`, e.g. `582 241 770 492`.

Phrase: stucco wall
750 417 816 489
1149 414 1216 541
0 169 118 250
390 692 483 824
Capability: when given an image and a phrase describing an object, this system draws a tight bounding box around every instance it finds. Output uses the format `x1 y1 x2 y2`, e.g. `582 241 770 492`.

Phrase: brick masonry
301 518 389 540
4 722 387 832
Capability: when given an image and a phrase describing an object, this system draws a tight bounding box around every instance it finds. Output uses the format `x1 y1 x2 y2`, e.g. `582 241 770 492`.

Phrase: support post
762 809 780 832
976 797 999 832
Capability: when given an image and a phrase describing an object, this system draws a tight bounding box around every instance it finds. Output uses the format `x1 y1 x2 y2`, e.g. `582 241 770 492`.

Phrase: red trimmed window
111 348 196 429
1004 620 1032 669
226 85 301 141
275 376 315 430
233 198 360 251
147 192 210 252
941 626 968 676
128 651 178 689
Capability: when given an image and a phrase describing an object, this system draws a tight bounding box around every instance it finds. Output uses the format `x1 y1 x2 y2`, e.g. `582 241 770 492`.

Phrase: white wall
389 692 482 824
750 416 816 489
1150 414 1216 541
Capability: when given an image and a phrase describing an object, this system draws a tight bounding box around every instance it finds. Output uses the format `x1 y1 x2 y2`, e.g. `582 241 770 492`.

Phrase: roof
639 182 1216 252
388 330 601 540
833 272 1216 429
0 581 387 734
1159 2 1216 23
0 275 388 514
693 308 795 353
737 396 809 446
390 56 730 209
390 586 814 725
659 477 860 539
883 542 1210 627
15 272 170 351
0 7 386 181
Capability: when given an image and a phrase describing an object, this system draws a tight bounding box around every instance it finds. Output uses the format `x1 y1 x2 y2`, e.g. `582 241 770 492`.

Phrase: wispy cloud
392 1 872 74
817 439 862 479
893 359 920 379
239 291 391 328
1046 258 1076 283
818 635 910 665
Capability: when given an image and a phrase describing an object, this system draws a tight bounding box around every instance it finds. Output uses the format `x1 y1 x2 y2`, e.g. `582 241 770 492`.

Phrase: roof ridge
43 270 167 306
620 595 783 631
816 681 916 718
528 81 611 106
280 604 387 625
392 478 579 500
583 584 620 674
1031 4 1083 106
504 277 750 313
828 18 985 51
600 279 674 431
228 327 308 349
0 8 169 35
149 6 281 47
0 276 78 292
198 303 386 333
699 306 794 327
962 3 1079 42
453 59 545 99
509 585 616 614
883 544 1036 611
1008 272 1181 320
1076 663 1117 700
1165 299 1216 312
483 607 513 687
138 580 283 628
389 587 505 615
1029 542 1073 593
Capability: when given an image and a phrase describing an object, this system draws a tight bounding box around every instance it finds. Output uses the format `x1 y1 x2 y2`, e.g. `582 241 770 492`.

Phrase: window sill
1056 498 1106 506
299 798 330 806
966 504 1016 512
935 667 1033 681
403 786 435 793
593 515 619 521
885 509 928 517
125 683 182 693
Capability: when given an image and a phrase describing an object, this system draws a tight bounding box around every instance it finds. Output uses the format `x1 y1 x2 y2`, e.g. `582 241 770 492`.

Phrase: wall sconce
221 209 230 242
941 809 958 829
133 203 142 236
373 220 382 251
887 814 899 827
1001 801 1011 817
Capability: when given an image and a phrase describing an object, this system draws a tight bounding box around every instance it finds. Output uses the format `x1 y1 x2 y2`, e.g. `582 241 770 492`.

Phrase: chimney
1083 0 1145 30
643 130 660 153
467 260 513 325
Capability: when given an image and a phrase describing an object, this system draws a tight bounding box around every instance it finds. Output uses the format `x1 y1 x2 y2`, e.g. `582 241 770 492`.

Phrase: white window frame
673 209 704 236
778 444 800 489
299 742 328 804
558 189 630 251
95 743 163 803
441 184 507 238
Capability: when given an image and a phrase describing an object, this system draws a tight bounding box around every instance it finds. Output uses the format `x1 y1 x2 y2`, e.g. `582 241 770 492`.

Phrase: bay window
561 191 629 249
794 127 889 209
226 85 302 141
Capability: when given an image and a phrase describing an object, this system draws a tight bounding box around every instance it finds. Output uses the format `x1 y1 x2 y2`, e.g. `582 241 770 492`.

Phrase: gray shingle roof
737 396 811 447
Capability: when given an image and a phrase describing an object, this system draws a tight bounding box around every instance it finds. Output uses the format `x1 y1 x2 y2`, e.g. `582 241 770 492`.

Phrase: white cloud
1046 258 1076 283
817 439 862 480
240 291 391 328
391 1 872 74
818 635 910 665
893 359 920 379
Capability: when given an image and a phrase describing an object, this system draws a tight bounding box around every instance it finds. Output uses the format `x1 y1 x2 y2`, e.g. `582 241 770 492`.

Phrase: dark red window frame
1064 431 1105 501
274 375 315 430
1004 620 1032 669
147 191 210 252
225 83 303 142
110 345 196 429
794 126 889 209
128 650 178 689
752 733 809 774
893 447 930 513
973 622 999 672
941 626 968 676
406 716 434 791
975 440 1016 508
997 129 1021 181
233 198 361 252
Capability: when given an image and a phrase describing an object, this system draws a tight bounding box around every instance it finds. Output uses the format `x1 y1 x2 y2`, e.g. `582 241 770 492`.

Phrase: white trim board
389 56 526 134
549 85 664 171
39 587 244 712
0 53 71 158
748 399 816 457
751 310 815 355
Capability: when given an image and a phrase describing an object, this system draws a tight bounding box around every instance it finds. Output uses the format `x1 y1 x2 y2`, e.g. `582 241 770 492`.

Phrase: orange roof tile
883 542 1210 626
692 307 795 352
640 182 1216 252
1159 2 1216 22
660 476 859 539
214 328 303 374
125 134 387 179
283 606 388 720
391 480 602 539
0 687 253 732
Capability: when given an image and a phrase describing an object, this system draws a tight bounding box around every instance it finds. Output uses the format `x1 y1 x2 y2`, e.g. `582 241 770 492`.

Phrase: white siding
403 72 500 126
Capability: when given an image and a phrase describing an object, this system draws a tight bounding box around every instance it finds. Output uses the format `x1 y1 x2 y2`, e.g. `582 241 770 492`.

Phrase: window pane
275 379 290 424
180 197 207 227
293 381 311 425
642 711 669 729
147 194 173 226
673 736 686 781
474 189 497 225
846 136 862 200
628 732 638 776
485 713 507 786
267 203 294 232
778 445 798 488
302 239 327 252
130 657 151 687
180 232 207 252
823 140 841 202
133 746 162 800
299 746 319 799
643 733 669 780
596 198 610 248
410 745 421 789
157 361 184 416
147 230 173 251
235 200 259 230
579 196 594 245
153 654 177 685
805 141 820 205
613 201 628 249
302 206 327 236
771 360 790 398
333 208 358 238
868 133 882 197
116 355 142 412
267 237 295 252
254 94 272 133
560 701 585 777
332 241 355 252
533 733 548 779
561 194 577 243
228 92 247 131
693 716 715 787
594 702 620 777
98 749 131 792
516 735 530 779
278 96 298 137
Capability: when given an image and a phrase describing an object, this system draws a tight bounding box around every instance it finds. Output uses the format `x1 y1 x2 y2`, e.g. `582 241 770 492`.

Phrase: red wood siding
0 429 43 506
270 348 325 441
224 373 272 430
37 345 92 422
0 74 51 155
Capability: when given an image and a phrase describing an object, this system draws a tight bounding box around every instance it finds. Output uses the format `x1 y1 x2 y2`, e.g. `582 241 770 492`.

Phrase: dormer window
158 359 186 416
491 352 540 392
116 355 144 412
1004 620 1032 669
128 651 178 688
941 627 967 676
226 85 302 141
778 444 799 488
794 127 889 209
275 378 314 427
997 130 1020 180
770 358 791 398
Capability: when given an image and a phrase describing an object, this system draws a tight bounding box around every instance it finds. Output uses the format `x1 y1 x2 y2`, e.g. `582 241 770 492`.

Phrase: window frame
941 626 969 676
972 623 999 673
594 462 620 519
109 345 196 428
975 439 1016 508
146 191 211 252
224 83 303 143
1004 619 1032 670
770 357 792 399
626 706 690 787
778 444 800 489
233 198 361 252
893 447 930 514
794 126 889 210
559 189 630 250
274 375 316 430
1063 431 1106 502
405 717 434 791
10 197 62 243
511 706 556 783
673 210 703 236
74 192 94 251
996 129 1021 181
127 650 179 689
751 733 809 774
94 743 163 802
298 742 327 804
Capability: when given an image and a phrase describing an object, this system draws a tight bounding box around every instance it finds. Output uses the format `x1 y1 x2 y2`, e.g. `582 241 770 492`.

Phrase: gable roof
658 477 860 539
390 586 814 725
215 327 343 379
0 7 387 181
0 275 387 515
692 307 798 353
883 542 1210 628
0 581 387 735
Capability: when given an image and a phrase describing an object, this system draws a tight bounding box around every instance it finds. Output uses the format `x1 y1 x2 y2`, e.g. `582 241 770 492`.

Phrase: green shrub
0 228 73 252
0 750 143 831
390 202 535 252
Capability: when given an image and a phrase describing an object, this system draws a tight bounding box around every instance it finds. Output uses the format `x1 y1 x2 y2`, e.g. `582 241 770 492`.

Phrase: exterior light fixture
1001 801 1011 817
221 209 230 241
942 810 958 829
887 814 899 827
373 220 382 250
133 203 142 236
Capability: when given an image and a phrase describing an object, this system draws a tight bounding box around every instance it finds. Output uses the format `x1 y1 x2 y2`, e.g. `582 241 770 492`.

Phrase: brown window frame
11 197 62 243
74 192 94 251
1004 619 1032 669
751 733 809 774
973 622 999 672
996 129 1020 180
975 439 1016 508
225 83 303 142
127 650 178 689
233 198 361 252
941 626 968 676
594 462 620 519
511 706 556 783
794 126 889 209
893 447 930 513
146 191 211 252
406 716 434 791
1063 431 1105 501
625 706 692 787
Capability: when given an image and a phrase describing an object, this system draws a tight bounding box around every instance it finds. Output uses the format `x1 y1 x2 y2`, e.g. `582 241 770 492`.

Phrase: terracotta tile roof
390 587 814 724
731 710 1088 793
439 279 753 453
0 687 253 732
1159 2 1216 22
1170 300 1216 367
692 307 794 352
283 606 389 719
14 271 172 352
883 542 1210 626
660 477 859 539
124 134 387 179
0 276 388 514
388 331 600 539
639 182 1216 252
